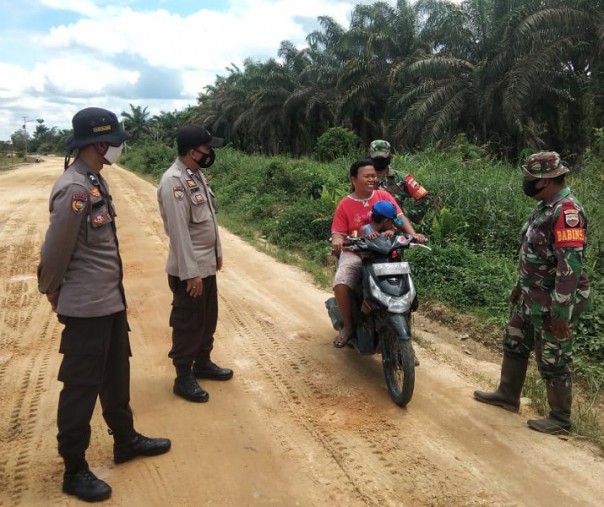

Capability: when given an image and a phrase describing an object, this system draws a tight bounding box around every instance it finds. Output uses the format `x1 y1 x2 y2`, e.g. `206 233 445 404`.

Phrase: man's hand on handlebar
411 233 426 244
331 234 345 254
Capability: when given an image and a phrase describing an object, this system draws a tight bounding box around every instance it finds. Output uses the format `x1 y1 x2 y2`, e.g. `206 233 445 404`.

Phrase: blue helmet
372 200 397 220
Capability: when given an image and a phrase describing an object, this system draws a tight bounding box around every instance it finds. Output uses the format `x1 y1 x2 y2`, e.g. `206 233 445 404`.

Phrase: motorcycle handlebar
342 233 423 249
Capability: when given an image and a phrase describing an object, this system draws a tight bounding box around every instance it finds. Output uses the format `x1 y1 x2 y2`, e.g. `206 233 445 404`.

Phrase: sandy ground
0 156 603 507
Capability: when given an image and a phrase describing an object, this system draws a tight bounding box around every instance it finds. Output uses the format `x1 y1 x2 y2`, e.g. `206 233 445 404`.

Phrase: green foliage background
121 141 604 381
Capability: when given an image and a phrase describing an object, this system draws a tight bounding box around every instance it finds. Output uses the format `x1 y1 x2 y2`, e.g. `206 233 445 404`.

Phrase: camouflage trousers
502 302 574 382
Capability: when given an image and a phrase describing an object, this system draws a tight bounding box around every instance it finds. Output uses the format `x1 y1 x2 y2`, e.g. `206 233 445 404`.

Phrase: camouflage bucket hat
369 140 391 158
522 151 570 178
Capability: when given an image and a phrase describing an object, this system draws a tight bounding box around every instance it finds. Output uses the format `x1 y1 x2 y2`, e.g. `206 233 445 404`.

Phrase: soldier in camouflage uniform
368 140 432 224
474 151 591 435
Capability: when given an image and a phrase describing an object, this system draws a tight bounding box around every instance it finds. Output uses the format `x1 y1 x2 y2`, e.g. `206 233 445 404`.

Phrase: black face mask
372 157 390 171
522 178 543 197
193 148 216 168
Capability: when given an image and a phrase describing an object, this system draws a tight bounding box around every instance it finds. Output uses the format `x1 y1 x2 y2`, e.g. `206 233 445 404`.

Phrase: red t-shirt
331 190 402 236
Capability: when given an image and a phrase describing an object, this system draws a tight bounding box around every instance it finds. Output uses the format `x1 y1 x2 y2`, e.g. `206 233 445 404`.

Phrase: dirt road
1 157 602 507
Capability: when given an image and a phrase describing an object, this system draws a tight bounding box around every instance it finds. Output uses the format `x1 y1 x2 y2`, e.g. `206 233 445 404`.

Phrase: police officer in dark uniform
157 126 233 403
38 107 171 502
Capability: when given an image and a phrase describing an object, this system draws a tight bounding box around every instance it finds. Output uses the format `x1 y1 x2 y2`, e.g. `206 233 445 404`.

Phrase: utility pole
22 117 30 158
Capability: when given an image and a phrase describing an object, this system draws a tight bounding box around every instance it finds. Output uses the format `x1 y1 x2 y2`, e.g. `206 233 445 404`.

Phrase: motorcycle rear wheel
381 326 415 407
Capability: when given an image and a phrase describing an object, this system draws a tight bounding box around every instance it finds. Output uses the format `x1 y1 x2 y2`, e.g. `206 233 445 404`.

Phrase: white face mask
103 143 124 164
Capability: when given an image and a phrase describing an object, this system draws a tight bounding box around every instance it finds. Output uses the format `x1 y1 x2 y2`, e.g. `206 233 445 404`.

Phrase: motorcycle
325 233 429 407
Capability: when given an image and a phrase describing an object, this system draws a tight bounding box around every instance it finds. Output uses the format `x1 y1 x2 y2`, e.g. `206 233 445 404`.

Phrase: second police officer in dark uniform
38 107 171 502
157 126 233 403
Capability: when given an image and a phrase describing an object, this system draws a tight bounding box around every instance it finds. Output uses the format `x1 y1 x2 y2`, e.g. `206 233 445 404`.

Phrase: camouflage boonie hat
522 151 570 178
369 140 392 158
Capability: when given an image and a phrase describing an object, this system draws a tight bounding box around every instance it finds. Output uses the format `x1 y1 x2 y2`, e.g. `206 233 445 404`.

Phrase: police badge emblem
173 186 185 201
71 194 88 215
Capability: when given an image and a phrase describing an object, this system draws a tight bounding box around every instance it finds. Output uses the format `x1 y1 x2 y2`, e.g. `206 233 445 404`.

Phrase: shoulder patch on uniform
404 174 428 200
173 186 185 201
71 193 88 215
553 202 586 248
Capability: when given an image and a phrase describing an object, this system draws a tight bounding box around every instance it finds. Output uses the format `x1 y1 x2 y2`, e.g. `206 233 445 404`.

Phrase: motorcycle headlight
368 276 416 314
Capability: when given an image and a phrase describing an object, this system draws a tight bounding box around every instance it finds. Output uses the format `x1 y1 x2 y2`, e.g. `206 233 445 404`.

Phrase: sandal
333 330 352 348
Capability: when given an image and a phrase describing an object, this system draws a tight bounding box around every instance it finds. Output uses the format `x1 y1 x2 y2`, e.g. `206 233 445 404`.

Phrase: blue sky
0 0 399 143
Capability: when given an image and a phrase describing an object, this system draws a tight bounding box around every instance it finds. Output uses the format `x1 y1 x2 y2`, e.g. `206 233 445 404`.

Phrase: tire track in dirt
0 169 62 506
217 271 472 506
0 274 58 505
217 290 374 506
217 269 515 507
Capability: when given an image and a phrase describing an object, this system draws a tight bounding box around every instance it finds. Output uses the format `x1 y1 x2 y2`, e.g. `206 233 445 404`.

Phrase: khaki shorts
332 250 362 289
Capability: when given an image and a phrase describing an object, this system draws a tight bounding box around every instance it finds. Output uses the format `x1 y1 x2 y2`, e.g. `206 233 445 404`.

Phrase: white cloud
0 0 392 141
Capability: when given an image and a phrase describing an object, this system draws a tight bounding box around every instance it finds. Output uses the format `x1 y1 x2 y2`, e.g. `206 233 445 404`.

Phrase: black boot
474 352 528 412
173 372 210 402
193 356 233 381
527 379 572 434
63 469 112 502
113 432 172 464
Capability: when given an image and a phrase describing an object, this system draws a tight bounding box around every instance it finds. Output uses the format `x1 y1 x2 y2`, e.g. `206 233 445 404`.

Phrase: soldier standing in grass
368 140 433 225
474 151 592 435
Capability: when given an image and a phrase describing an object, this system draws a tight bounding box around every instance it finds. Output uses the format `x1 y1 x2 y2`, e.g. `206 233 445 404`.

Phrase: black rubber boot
114 432 172 464
473 352 528 412
527 379 572 434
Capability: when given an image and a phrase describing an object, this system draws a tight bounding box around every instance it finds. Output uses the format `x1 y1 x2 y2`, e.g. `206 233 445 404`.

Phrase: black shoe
63 469 112 502
193 359 233 381
114 432 172 464
173 374 210 402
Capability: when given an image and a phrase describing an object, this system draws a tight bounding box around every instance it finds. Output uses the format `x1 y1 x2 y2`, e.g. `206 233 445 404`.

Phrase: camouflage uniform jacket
376 166 431 224
516 187 591 321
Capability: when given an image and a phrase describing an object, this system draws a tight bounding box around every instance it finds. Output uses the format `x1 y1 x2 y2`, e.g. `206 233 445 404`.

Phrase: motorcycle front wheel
381 326 415 407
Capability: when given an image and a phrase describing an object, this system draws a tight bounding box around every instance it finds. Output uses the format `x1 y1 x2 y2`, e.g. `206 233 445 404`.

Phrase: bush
270 199 334 248
408 244 515 317
120 141 175 178
314 127 362 162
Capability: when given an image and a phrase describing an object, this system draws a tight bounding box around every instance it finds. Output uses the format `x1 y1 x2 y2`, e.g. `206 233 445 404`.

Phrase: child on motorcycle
360 200 421 242
359 200 397 239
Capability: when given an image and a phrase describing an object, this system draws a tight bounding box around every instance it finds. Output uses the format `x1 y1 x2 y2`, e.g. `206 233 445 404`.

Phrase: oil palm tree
120 104 150 141
337 1 420 142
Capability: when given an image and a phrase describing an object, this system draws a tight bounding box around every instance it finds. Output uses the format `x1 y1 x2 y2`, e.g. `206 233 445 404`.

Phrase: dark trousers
168 274 218 370
56 311 134 462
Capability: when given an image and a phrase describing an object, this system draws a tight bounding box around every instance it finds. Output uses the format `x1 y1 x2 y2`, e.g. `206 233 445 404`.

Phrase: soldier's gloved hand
550 318 571 340
510 287 521 305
